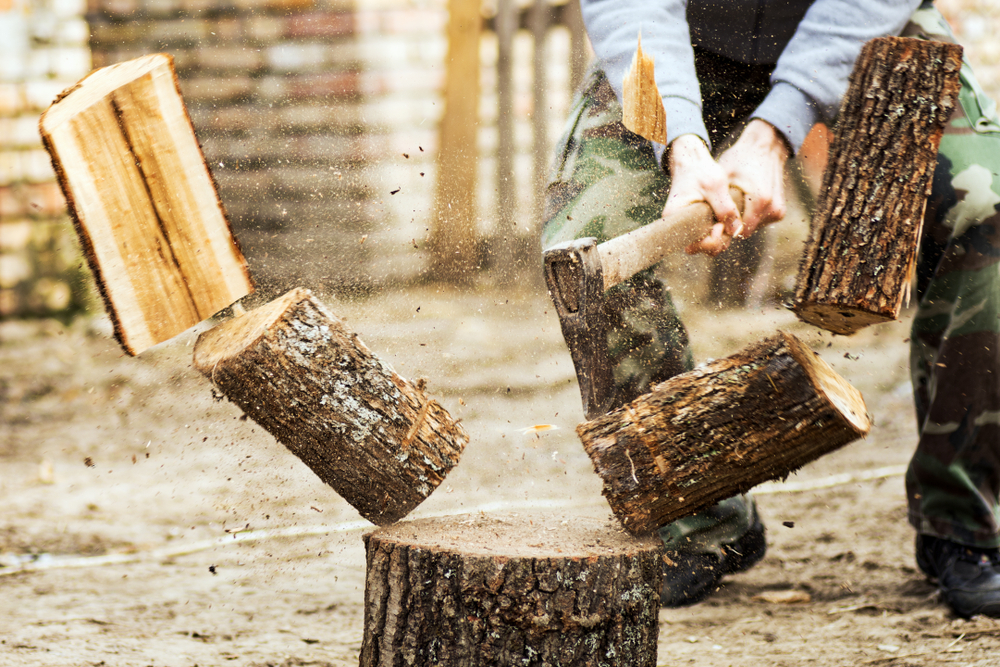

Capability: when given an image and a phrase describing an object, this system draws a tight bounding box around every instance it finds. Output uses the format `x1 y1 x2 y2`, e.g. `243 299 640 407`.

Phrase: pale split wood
577 332 871 535
192 288 469 526
40 54 253 355
622 32 667 145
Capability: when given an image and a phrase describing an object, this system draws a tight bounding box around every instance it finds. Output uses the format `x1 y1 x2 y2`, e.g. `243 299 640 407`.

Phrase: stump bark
361 511 663 667
793 37 963 335
192 287 468 525
577 332 871 535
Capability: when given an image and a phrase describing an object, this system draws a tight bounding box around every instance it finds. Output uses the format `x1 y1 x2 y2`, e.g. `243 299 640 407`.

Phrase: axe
543 188 744 420
543 34 748 419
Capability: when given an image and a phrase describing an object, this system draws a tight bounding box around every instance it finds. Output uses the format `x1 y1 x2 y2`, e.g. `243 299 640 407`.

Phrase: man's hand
664 134 741 256
664 120 791 256
718 119 791 237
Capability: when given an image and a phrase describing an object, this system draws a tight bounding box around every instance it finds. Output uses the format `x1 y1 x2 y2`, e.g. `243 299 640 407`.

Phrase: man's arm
680 0 922 248
580 0 709 151
754 0 922 152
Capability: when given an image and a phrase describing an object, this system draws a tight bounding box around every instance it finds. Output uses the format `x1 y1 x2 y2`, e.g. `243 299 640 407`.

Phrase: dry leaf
752 590 811 604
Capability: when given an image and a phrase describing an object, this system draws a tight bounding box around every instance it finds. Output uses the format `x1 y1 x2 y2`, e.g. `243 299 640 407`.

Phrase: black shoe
660 516 767 607
915 534 1000 618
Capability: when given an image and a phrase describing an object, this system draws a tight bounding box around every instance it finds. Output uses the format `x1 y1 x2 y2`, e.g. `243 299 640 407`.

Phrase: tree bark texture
192 288 468 525
577 333 871 535
793 37 963 335
360 511 663 667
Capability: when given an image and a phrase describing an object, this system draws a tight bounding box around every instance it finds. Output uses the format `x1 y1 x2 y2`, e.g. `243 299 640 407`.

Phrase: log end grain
193 288 469 525
783 332 870 436
577 332 871 534
362 511 663 667
792 301 896 336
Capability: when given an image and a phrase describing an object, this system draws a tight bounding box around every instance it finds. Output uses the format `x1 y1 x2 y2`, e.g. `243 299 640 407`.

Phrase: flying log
193 288 468 525
577 332 871 534
40 53 253 355
793 37 963 334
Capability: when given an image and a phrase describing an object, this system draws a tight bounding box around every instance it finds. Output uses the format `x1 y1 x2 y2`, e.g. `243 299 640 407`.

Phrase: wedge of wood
40 54 253 355
793 37 963 334
622 32 667 145
193 288 469 525
576 332 871 534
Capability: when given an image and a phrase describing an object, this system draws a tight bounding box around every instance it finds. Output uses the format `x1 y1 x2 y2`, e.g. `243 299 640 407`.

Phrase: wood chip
752 590 812 604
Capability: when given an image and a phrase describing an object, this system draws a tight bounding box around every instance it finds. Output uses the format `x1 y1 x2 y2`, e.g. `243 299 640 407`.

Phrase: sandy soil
3 275 1000 666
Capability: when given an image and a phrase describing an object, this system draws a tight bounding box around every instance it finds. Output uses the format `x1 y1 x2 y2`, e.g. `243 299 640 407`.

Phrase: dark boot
916 534 1000 618
660 514 767 607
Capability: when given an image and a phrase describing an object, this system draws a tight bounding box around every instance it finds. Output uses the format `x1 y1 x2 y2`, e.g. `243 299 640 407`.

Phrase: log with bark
192 288 468 525
40 53 253 355
361 511 663 667
793 37 963 335
577 332 871 535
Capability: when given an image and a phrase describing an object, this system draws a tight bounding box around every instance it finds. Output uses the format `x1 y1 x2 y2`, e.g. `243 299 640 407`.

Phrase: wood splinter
622 32 667 145
577 332 871 535
193 288 468 525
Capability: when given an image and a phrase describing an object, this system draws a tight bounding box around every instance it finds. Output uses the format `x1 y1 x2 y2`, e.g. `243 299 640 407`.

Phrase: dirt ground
3 266 1000 665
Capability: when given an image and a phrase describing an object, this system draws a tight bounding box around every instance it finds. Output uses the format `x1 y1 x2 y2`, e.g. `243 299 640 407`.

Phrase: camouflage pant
543 5 1000 550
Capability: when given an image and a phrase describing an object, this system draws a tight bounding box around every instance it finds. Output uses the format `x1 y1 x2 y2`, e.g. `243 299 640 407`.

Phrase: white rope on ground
753 464 907 494
0 465 909 578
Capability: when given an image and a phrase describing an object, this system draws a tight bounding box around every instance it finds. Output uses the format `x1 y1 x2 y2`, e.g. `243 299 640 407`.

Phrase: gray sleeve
580 0 709 155
753 0 921 152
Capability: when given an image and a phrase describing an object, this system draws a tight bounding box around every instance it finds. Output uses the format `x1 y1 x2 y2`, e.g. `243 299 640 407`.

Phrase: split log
361 511 662 667
793 37 962 335
192 288 468 525
622 32 667 145
40 54 253 355
577 332 870 535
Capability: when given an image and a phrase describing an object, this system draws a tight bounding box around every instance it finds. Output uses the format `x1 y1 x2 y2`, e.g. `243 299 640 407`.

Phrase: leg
903 5 1000 618
542 67 762 606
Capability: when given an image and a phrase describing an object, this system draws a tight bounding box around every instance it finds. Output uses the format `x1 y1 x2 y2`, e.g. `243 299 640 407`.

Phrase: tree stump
793 37 963 335
577 332 871 535
361 511 663 667
192 287 468 525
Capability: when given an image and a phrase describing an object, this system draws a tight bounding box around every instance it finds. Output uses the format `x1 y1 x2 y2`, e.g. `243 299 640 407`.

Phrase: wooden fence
430 0 589 283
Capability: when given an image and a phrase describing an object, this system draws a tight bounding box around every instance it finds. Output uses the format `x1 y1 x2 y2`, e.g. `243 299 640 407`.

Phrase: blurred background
0 0 998 320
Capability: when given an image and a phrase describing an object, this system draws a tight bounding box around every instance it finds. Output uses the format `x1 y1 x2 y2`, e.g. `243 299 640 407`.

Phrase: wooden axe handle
598 186 744 291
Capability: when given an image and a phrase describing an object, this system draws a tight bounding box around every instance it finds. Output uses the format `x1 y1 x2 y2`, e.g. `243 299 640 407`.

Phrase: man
542 0 1000 617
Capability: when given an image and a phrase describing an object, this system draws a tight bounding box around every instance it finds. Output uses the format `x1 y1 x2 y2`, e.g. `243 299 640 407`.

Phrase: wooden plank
40 54 253 355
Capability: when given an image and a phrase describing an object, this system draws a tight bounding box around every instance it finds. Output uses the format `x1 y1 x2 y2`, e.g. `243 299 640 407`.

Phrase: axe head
543 238 618 419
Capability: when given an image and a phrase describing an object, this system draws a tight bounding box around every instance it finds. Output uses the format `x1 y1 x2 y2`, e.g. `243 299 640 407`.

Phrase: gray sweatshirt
580 0 922 154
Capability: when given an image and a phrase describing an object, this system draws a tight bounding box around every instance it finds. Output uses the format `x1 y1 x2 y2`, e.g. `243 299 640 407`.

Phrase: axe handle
598 186 745 291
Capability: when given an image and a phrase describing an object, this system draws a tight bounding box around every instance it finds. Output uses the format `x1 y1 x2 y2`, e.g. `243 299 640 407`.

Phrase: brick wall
0 0 92 319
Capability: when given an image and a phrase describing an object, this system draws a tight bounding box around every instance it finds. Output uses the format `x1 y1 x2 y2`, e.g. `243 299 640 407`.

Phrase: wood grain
40 54 253 354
